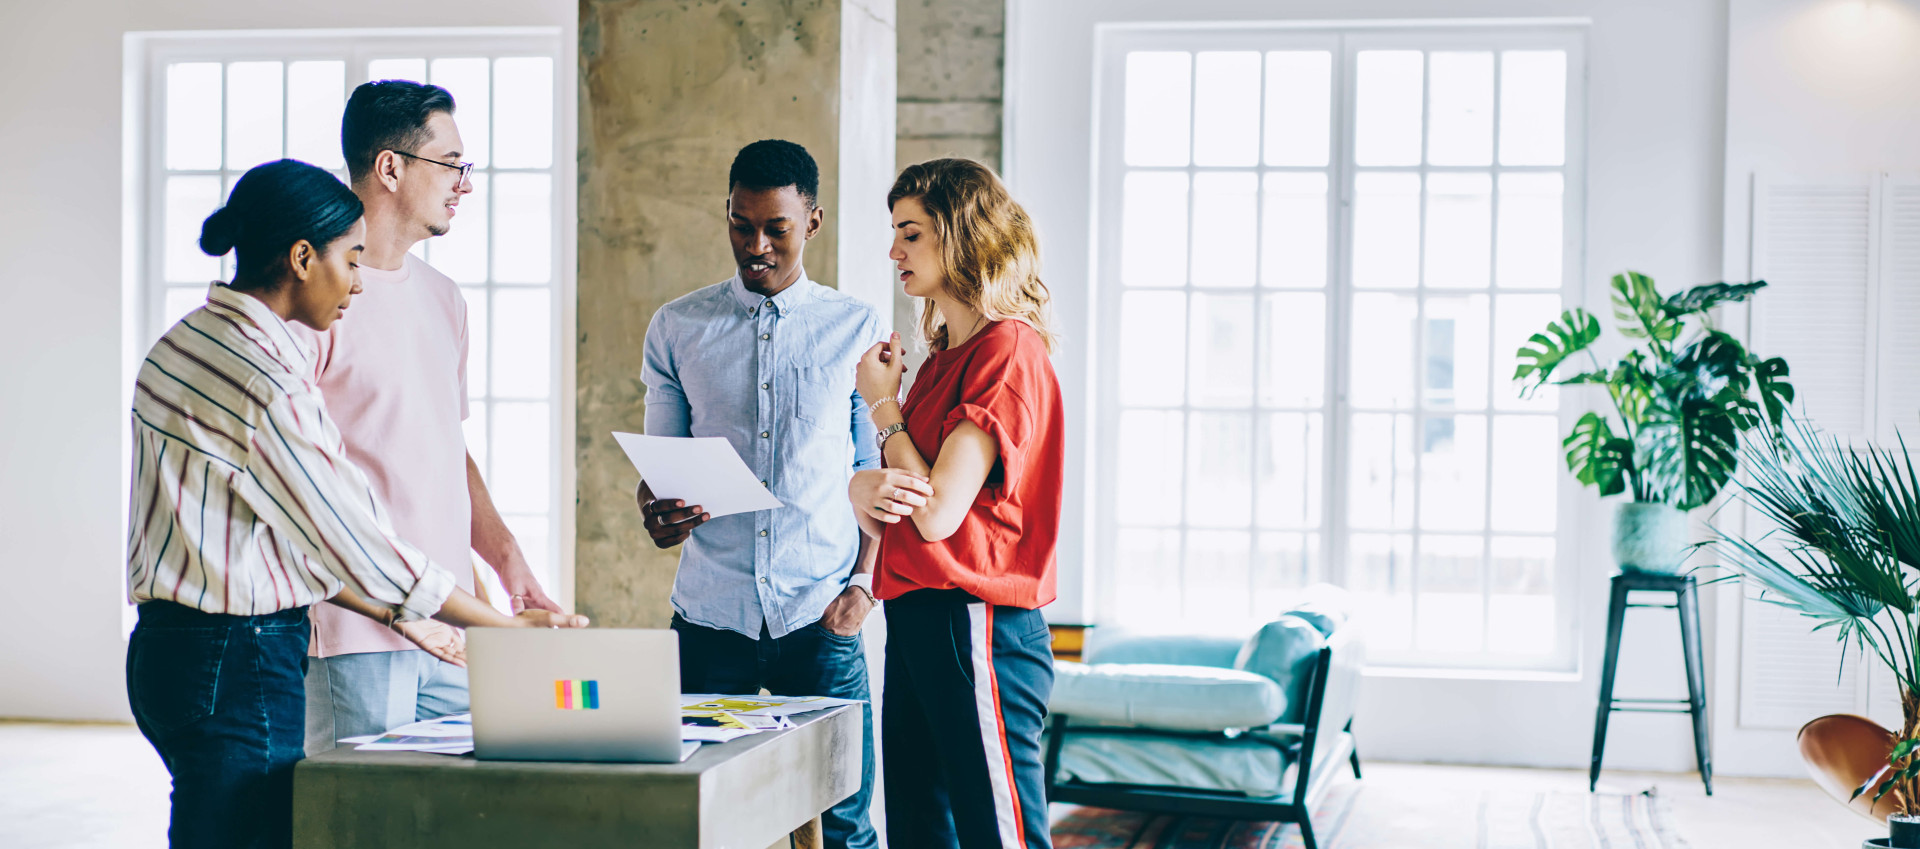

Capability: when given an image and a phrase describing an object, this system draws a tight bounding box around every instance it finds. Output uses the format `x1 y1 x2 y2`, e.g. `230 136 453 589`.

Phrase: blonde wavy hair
887 158 1056 353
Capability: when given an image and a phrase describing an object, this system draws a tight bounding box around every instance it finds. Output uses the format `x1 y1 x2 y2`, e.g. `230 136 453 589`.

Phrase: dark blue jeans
671 614 878 849
127 601 310 849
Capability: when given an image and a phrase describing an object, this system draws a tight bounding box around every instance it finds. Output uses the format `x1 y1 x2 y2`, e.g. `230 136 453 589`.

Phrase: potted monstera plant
1513 271 1794 572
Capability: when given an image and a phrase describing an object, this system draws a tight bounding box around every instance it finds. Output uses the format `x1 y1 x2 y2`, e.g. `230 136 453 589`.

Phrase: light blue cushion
1056 732 1293 797
1234 617 1326 724
1082 633 1244 669
1051 661 1287 732
1281 603 1345 637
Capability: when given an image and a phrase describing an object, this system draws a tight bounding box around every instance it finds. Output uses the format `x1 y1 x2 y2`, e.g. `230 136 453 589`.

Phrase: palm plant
1514 272 1794 509
1713 414 1920 814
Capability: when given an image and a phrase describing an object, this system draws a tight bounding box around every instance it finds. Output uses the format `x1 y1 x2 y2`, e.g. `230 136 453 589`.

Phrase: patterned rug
1050 782 1692 849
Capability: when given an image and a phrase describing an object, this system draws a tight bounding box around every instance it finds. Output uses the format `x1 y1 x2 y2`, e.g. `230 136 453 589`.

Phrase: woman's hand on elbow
850 468 933 525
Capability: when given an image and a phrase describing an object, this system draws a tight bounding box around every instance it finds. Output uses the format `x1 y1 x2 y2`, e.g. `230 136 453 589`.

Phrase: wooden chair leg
787 816 822 849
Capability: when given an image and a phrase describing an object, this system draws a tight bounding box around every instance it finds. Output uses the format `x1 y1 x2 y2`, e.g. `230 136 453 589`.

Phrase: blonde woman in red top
851 158 1064 849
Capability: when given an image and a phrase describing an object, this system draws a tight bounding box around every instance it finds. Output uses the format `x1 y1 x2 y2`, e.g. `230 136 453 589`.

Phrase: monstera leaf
1752 355 1794 428
1564 411 1632 497
1612 272 1682 349
1514 308 1601 396
1662 280 1768 317
1641 396 1741 510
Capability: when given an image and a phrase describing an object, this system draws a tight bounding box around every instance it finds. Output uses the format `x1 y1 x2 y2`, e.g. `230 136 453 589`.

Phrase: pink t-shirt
290 253 474 657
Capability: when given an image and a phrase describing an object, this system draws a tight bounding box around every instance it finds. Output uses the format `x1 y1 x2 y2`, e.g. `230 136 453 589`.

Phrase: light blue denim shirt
641 271 882 639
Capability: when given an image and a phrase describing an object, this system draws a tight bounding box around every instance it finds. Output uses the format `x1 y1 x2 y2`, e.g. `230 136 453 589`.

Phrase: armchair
1043 598 1364 849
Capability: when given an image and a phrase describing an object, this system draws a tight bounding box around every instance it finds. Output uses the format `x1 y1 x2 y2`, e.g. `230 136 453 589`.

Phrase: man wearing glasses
294 80 563 754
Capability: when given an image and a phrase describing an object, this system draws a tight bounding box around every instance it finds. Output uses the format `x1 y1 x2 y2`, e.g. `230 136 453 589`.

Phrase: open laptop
467 628 687 763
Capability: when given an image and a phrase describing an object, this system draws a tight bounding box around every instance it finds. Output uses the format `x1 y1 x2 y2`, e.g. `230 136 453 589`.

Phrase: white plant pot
1612 502 1691 574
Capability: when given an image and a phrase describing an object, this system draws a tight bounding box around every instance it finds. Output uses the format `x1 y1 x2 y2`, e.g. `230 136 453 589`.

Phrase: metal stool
1589 571 1712 795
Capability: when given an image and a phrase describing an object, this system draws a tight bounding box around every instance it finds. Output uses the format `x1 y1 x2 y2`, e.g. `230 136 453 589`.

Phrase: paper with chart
612 432 784 519
352 713 474 755
678 693 864 743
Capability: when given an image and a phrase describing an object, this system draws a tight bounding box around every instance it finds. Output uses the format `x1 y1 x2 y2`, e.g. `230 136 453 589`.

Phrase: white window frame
126 28 576 611
1089 23 1588 671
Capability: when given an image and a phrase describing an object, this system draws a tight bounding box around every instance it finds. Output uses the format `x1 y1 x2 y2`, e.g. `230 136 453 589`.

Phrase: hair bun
199 206 239 256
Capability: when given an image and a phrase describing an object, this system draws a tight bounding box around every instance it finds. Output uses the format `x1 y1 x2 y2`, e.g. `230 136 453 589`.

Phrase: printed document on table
612 432 784 519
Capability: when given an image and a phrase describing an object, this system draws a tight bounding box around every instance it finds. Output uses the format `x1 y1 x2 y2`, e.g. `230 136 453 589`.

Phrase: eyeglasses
393 150 475 187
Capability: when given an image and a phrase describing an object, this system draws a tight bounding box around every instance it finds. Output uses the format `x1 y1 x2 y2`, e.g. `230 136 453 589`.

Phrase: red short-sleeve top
874 320 1064 609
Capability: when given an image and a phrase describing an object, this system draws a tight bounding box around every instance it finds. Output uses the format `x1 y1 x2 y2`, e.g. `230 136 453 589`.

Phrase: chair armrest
1051 661 1288 732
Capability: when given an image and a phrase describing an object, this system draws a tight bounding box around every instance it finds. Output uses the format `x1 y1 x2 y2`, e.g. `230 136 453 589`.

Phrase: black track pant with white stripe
883 588 1055 849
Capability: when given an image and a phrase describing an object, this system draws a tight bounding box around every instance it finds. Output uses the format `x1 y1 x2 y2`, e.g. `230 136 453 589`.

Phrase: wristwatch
875 422 906 451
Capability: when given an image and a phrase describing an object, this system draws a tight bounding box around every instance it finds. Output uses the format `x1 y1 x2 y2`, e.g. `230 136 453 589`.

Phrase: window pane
1257 413 1322 528
367 58 426 83
493 173 552 283
1499 51 1567 166
1416 534 1485 652
286 61 346 169
1493 294 1562 411
1261 172 1327 288
493 287 552 398
1354 51 1423 166
1349 292 1417 408
1348 413 1415 530
1258 292 1325 407
1117 411 1184 527
1254 532 1316 615
165 176 223 283
428 172 490 283
1490 415 1559 532
463 285 490 398
1488 536 1555 654
166 63 222 171
163 286 207 330
463 405 488 478
1496 173 1564 288
1351 172 1419 289
1424 295 1489 411
1419 413 1487 531
1121 171 1189 287
1351 533 1413 652
1118 291 1186 406
1185 530 1252 620
1124 52 1192 167
1424 173 1492 289
1192 52 1260 167
225 62 283 171
1114 529 1182 623
1263 51 1331 166
1187 412 1253 528
1426 52 1493 166
494 57 554 168
431 58 491 168
1189 292 1255 407
490 401 549 513
1190 172 1257 287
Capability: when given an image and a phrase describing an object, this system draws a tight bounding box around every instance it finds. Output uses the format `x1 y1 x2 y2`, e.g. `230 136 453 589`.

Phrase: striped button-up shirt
126 284 457 621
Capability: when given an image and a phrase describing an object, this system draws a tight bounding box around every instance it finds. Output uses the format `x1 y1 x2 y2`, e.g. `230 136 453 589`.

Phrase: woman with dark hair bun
125 158 587 848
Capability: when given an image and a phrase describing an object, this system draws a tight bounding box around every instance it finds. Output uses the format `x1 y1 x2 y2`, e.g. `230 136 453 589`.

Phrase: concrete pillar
576 0 897 628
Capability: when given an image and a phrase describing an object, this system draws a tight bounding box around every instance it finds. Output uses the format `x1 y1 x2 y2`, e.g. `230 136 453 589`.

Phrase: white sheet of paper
612 432 784 519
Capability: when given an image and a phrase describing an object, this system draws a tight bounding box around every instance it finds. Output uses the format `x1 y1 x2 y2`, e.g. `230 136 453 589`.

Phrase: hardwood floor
0 721 1883 848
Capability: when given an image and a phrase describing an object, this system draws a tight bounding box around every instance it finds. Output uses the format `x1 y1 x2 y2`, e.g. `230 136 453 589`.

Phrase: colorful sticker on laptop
555 679 600 710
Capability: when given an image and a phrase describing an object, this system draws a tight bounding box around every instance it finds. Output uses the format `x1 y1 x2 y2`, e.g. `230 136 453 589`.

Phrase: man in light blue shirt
635 140 882 849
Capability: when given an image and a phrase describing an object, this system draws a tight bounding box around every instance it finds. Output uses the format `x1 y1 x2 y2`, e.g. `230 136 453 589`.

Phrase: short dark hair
200 159 364 287
728 140 819 208
341 80 457 183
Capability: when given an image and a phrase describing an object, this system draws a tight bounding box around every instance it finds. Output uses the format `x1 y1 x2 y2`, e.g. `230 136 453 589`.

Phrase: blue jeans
303 648 469 754
672 614 878 849
126 601 311 849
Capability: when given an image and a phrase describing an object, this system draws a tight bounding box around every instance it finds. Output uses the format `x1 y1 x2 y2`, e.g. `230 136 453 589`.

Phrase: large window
134 30 567 605
1093 27 1585 668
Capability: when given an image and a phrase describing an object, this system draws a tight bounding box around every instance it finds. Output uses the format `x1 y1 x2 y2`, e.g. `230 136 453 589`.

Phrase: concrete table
293 704 859 849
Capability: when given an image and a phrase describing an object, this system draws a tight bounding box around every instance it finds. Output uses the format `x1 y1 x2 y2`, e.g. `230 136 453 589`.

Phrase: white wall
0 0 572 722
1712 0 1920 777
1007 0 1728 771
